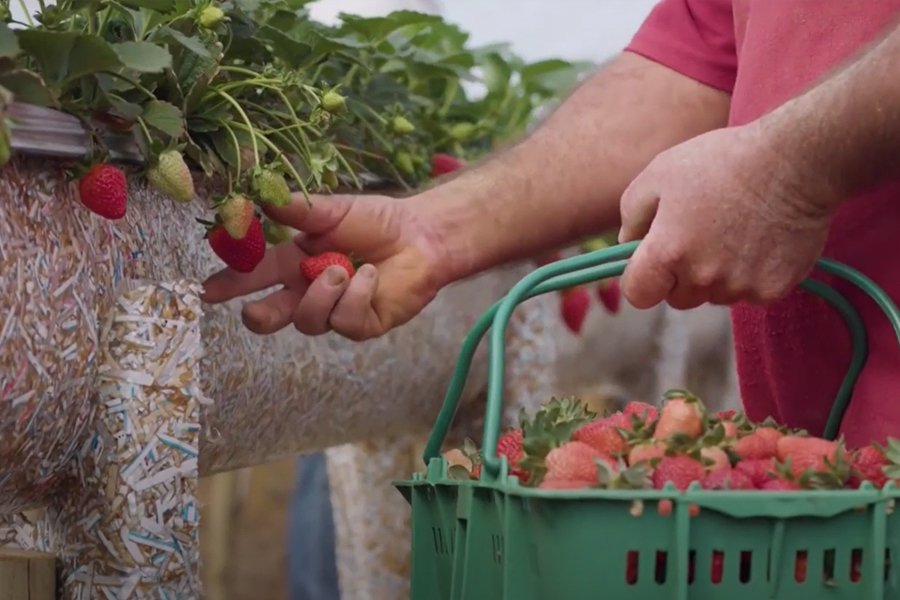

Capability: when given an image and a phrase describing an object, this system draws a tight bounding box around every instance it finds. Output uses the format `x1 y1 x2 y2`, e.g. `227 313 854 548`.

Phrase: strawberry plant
0 1 590 270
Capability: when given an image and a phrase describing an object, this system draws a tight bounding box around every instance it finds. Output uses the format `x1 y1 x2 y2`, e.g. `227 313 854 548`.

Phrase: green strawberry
322 169 339 190
262 218 293 245
198 5 225 28
252 168 292 207
146 150 194 203
321 91 346 113
395 151 415 176
391 116 415 134
449 122 477 142
217 194 255 239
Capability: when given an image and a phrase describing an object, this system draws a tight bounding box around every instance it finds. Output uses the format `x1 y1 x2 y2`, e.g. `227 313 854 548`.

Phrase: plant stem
221 121 243 179
15 0 33 26
211 89 260 166
96 71 157 101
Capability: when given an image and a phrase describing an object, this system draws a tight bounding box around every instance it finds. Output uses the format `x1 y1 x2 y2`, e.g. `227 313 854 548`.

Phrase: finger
292 266 351 335
618 179 660 244
241 288 302 335
263 194 353 235
666 280 708 311
202 241 304 304
621 236 677 310
330 264 381 341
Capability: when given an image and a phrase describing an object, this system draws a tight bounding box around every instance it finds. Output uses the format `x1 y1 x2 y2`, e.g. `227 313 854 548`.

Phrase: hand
617 123 835 310
201 194 447 341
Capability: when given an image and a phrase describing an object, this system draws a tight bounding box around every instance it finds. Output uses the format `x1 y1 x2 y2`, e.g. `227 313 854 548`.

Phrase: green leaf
160 27 212 58
0 23 20 60
16 30 123 85
0 70 56 107
142 99 183 137
479 52 511 96
113 41 172 73
338 11 441 43
117 0 177 12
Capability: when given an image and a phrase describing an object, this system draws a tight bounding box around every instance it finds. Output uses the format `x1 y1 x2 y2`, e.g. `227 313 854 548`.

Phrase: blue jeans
288 452 341 600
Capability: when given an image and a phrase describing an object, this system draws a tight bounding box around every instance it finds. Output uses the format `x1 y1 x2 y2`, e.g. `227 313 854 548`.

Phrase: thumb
618 180 659 244
262 193 352 235
620 234 676 310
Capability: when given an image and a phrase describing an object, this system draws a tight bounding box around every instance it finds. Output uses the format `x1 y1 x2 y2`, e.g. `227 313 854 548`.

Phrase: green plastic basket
395 240 900 600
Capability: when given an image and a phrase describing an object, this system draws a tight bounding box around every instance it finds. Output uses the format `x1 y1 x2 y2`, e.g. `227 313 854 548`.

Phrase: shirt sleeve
625 0 737 94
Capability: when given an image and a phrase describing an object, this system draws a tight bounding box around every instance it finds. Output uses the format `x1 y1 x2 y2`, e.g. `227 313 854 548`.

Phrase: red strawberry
300 252 357 282
573 414 629 455
720 420 740 440
77 164 127 220
628 440 667 467
537 477 593 490
711 551 724 583
624 401 659 423
560 287 591 334
776 435 848 482
208 217 266 273
544 441 611 483
626 551 638 584
596 278 622 313
717 410 737 420
794 551 808 582
653 396 704 441
496 429 528 481
733 427 783 460
735 458 777 488
701 468 754 490
760 478 802 491
651 455 706 490
700 446 731 472
430 153 465 178
848 445 889 488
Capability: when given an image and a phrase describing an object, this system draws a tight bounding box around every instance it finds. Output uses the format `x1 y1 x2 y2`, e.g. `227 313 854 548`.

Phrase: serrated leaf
0 23 19 60
113 41 172 73
161 27 212 58
142 100 183 137
0 70 56 107
16 30 123 85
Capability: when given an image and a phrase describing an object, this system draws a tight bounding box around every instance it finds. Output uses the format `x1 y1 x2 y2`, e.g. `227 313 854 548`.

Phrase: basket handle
423 241 900 479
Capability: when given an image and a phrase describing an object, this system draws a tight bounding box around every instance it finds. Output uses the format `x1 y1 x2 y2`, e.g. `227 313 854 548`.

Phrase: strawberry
597 278 622 313
651 455 706 490
496 428 526 476
700 446 731 472
573 414 629 455
653 395 704 441
701 468 754 490
262 219 293 245
626 551 638 584
544 441 610 483
711 551 724 583
430 153 465 178
146 149 194 203
560 287 591 334
198 5 225 27
794 551 808 582
733 427 783 460
537 477 593 490
253 168 293 207
848 445 889 488
624 401 659 423
734 458 777 488
720 420 740 440
321 91 346 113
218 194 255 239
300 252 356 282
760 478 802 491
391 115 416 134
208 217 266 273
776 435 849 483
77 163 127 220
628 439 667 467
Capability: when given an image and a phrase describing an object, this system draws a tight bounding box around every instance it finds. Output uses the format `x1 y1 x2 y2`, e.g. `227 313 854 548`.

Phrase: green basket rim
421 241 900 482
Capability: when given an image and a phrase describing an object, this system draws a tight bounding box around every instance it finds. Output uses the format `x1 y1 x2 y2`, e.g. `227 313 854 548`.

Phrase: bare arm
414 52 731 284
761 21 900 210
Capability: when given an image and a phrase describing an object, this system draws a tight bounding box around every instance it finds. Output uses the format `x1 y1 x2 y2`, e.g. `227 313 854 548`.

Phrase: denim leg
288 452 341 600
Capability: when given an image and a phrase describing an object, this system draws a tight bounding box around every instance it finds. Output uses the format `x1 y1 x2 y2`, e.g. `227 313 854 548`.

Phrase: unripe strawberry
262 219 293 245
146 150 194 203
198 5 224 28
395 151 415 175
321 91 346 113
78 164 128 220
322 169 339 190
448 122 476 142
208 217 266 273
217 194 255 239
391 116 415 134
253 168 292 207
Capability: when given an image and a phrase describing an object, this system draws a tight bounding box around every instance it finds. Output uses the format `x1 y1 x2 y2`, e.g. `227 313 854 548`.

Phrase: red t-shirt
626 0 900 447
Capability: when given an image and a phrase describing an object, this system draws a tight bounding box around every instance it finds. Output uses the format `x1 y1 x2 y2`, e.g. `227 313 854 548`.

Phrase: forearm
759 21 900 208
415 52 731 283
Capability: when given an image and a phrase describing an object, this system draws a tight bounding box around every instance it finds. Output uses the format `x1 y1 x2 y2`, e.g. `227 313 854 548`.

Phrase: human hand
201 194 447 341
617 124 836 310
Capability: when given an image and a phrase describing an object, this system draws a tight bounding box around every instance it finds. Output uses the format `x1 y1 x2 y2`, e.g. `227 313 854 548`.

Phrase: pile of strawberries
448 391 900 492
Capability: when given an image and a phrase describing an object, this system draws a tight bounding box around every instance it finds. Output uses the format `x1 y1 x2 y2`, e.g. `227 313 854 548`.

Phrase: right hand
201 193 448 341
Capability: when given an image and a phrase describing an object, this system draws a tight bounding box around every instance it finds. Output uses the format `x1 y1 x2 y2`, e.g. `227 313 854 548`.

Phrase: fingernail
358 264 377 279
325 266 347 287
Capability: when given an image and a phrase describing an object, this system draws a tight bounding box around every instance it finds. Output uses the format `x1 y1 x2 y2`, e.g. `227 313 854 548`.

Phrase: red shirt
627 0 900 447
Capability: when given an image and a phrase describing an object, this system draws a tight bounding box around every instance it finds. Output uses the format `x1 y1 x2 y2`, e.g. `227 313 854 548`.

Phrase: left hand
617 123 836 310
